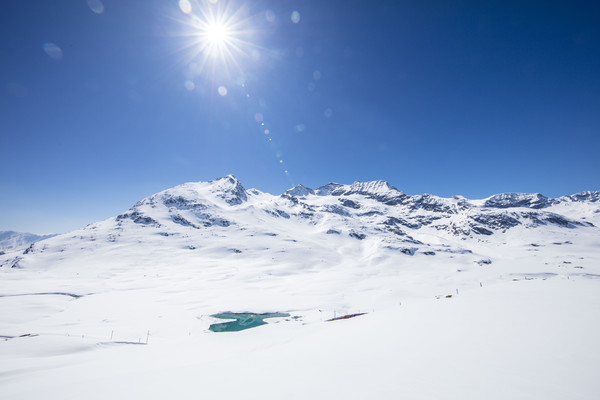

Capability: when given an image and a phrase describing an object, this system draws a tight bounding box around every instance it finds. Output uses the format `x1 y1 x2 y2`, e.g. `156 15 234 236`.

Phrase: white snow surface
1 175 599 399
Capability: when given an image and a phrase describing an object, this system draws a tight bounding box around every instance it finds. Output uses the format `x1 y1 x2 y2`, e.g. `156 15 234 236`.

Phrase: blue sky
1 0 599 233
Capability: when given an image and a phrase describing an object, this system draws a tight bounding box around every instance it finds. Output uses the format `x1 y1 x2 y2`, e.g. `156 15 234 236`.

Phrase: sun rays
175 0 259 80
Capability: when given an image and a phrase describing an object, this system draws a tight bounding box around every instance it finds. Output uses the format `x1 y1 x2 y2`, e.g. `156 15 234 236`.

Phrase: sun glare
206 22 230 45
176 0 258 77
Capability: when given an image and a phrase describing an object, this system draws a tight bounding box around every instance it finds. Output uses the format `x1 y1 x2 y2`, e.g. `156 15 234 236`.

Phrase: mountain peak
205 175 247 205
346 180 402 196
283 184 315 197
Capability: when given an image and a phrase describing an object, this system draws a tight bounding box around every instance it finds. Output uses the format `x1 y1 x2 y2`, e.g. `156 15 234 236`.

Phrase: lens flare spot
86 0 104 14
291 11 301 24
295 124 305 132
178 0 192 14
313 70 322 80
217 86 228 96
265 9 275 22
184 80 195 91
324 108 333 118
43 43 63 60
264 129 270 134
254 113 263 122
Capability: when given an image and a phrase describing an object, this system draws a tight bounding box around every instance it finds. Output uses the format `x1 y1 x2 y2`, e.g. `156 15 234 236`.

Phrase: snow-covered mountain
1 175 598 400
3 175 596 269
0 231 56 253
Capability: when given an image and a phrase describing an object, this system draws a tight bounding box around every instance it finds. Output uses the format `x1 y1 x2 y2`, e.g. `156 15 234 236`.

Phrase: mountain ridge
2 175 598 272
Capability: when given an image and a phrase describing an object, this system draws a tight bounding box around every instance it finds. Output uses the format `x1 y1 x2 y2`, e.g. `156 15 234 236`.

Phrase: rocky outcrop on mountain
483 193 551 209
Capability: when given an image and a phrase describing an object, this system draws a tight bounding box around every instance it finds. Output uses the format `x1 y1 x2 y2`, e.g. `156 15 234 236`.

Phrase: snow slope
1 175 599 399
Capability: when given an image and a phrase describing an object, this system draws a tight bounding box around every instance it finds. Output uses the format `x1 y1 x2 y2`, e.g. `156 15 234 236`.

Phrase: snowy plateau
1 175 599 399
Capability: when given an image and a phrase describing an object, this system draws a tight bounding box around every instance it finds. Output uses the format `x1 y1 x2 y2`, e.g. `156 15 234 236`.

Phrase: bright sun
177 0 258 76
205 22 230 46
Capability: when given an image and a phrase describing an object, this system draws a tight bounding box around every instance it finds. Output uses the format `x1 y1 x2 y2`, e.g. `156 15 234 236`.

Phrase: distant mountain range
1 175 598 270
0 231 57 253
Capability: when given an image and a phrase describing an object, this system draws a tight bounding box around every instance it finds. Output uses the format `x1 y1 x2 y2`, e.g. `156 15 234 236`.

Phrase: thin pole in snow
146 330 150 344
110 330 113 340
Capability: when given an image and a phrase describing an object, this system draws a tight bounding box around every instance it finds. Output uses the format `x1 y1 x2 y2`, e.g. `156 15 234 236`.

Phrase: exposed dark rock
339 198 361 209
470 213 521 230
545 215 571 226
386 226 406 236
266 209 291 219
349 232 366 240
414 215 443 226
471 226 494 236
171 215 199 229
407 194 458 213
384 216 421 229
116 211 159 226
23 244 35 254
280 194 299 204
322 205 351 217
162 195 207 210
296 211 314 219
358 211 383 217
400 248 416 255
10 256 23 269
